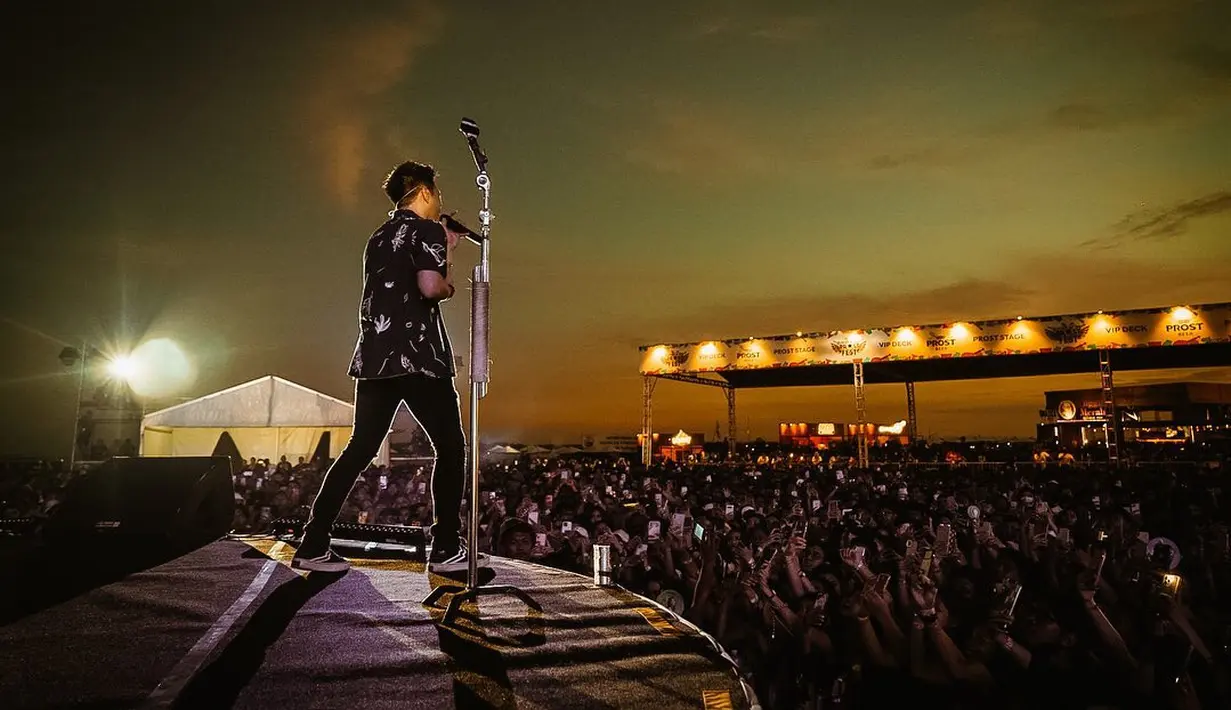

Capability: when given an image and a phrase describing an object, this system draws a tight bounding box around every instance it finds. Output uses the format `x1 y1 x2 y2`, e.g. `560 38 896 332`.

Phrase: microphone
441 213 485 245
459 117 487 172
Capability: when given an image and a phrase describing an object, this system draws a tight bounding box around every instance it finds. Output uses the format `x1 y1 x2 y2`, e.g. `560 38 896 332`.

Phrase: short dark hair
497 517 534 551
382 161 437 205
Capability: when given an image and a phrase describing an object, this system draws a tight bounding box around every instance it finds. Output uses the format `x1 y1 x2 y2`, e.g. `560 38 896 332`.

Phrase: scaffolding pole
640 375 656 466
724 386 737 459
905 381 918 442
1098 349 1120 467
853 361 869 469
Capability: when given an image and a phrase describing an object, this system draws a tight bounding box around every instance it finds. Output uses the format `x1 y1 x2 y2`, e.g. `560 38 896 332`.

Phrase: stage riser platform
0 539 752 710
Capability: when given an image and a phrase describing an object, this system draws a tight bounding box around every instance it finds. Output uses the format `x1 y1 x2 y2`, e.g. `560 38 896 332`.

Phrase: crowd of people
219 444 1230 709
476 454 1231 709
4 444 1230 709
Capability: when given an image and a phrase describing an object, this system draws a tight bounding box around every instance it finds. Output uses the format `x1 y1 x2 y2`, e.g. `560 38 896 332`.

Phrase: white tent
139 375 387 464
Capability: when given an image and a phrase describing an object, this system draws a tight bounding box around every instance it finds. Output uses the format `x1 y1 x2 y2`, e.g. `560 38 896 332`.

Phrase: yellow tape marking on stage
241 538 308 576
345 558 426 573
701 690 733 709
239 539 425 574
632 607 681 636
244 538 294 563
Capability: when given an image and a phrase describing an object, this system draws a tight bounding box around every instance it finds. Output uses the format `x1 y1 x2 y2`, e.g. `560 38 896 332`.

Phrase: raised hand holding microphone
440 216 464 251
440 213 485 245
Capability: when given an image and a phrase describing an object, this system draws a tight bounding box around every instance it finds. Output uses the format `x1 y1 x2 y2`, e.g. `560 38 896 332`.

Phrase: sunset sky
2 0 1229 456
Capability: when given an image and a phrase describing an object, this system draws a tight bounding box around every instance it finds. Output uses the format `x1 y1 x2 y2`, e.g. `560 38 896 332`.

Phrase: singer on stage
293 161 485 575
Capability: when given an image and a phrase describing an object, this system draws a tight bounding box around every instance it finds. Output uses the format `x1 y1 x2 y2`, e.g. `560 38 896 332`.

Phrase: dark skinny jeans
303 375 466 549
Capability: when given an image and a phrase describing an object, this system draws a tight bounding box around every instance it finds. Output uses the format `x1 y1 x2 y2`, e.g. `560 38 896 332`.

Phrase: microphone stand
423 118 541 627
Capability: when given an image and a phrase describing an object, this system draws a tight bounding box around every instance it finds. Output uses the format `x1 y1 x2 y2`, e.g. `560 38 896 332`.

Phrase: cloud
621 98 777 179
1177 45 1231 83
864 90 1221 173
966 0 1202 46
614 252 1231 346
1046 102 1121 132
749 16 820 43
688 13 821 43
1083 191 1231 248
299 2 444 207
623 279 1032 345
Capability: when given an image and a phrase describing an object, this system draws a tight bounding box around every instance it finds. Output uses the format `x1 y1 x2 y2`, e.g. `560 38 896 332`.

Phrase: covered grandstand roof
639 302 1231 388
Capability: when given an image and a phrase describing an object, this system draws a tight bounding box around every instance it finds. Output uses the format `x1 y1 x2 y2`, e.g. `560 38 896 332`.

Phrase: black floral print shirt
348 209 456 380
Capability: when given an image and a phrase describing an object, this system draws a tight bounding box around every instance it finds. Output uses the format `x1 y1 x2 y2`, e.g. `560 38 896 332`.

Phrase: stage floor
0 538 753 709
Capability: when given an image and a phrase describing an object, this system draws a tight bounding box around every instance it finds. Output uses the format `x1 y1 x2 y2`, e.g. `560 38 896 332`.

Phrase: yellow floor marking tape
632 606 682 636
240 539 424 575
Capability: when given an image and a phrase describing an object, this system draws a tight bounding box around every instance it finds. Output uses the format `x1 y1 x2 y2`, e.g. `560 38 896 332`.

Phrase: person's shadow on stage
436 619 521 710
173 570 337 709
427 574 546 710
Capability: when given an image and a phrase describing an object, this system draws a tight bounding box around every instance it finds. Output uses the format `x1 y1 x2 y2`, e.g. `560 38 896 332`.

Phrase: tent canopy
142 375 354 428
140 375 379 463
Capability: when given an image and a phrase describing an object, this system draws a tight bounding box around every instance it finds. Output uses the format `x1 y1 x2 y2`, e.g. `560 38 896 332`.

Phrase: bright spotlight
107 355 137 382
1171 306 1194 321
126 338 194 398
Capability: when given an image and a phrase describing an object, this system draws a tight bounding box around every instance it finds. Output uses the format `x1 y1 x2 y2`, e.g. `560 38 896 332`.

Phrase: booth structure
639 303 1231 468
1039 382 1231 448
139 375 388 464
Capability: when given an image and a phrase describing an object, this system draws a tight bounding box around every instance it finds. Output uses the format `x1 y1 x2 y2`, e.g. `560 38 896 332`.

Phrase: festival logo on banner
1043 320 1090 349
827 333 867 359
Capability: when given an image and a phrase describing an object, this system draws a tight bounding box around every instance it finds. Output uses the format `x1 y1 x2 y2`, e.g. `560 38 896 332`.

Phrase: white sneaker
291 549 350 573
428 541 489 574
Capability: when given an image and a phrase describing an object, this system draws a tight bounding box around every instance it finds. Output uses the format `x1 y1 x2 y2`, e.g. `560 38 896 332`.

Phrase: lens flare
107 356 137 382
126 338 194 398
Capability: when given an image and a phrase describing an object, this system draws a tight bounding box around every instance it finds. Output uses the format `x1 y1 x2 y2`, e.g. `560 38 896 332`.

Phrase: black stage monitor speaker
45 456 235 551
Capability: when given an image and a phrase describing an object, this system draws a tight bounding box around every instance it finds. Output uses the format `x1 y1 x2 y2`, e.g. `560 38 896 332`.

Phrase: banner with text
639 305 1231 375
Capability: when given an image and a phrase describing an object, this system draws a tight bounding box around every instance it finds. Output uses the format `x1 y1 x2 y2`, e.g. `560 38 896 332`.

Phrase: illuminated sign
640 304 1229 375
670 430 692 447
817 423 836 436
1058 401 1078 421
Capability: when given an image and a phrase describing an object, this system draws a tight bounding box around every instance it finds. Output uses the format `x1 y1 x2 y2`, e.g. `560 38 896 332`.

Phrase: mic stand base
422 581 543 627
